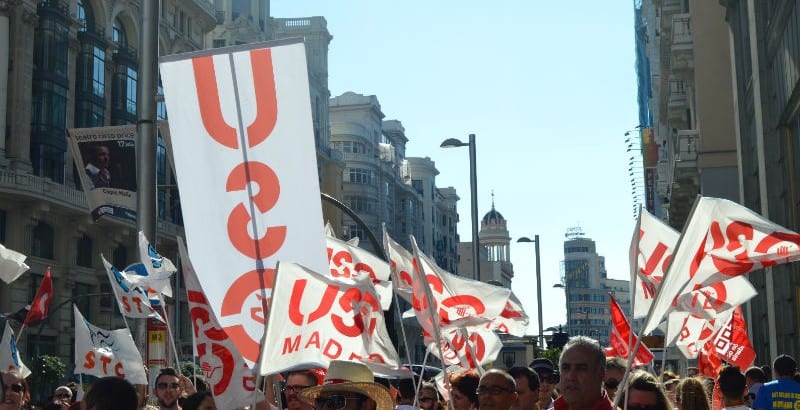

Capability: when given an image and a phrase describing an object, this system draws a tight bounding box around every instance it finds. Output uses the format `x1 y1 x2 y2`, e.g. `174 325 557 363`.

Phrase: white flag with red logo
0 322 30 377
326 232 392 310
0 243 29 284
257 261 401 376
73 305 147 384
102 256 164 322
629 208 678 319
178 238 257 410
24 268 52 326
674 276 756 320
160 39 328 364
605 293 653 365
492 293 529 336
433 326 503 369
643 196 800 334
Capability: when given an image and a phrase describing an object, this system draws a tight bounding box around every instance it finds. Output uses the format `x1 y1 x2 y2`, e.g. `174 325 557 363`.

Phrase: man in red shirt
554 336 613 410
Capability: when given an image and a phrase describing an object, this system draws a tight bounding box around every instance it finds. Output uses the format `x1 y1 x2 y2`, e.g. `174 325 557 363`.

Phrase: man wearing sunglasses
604 357 626 402
154 367 195 410
298 360 394 410
477 369 519 410
530 358 559 410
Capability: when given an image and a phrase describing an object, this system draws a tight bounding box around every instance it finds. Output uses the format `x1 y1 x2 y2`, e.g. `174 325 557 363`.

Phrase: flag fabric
23 269 53 326
0 243 29 284
159 40 329 364
605 293 654 366
493 293 530 336
629 208 678 319
326 232 393 310
130 231 176 298
674 276 756 320
643 196 800 334
0 322 30 377
73 305 147 384
434 326 504 369
257 261 401 376
712 306 755 369
101 256 164 322
178 238 257 410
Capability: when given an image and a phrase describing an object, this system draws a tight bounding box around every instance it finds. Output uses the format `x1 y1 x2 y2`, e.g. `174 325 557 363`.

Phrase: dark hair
508 366 540 391
718 366 746 399
774 355 797 377
395 376 420 400
745 366 766 383
449 369 480 406
621 370 672 410
156 367 180 386
84 376 138 410
182 391 214 410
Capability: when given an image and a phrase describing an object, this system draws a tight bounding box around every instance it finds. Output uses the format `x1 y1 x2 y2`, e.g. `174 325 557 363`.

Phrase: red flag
697 338 724 378
712 306 756 369
607 293 654 366
23 269 52 326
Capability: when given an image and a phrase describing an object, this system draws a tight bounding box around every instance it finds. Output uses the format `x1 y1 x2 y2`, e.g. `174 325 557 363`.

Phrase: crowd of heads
3 340 799 410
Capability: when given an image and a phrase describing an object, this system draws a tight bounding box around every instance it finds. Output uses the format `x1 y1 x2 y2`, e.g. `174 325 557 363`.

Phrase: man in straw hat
298 360 394 410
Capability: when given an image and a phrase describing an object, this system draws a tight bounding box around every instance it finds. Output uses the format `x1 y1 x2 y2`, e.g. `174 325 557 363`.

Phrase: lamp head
440 138 468 148
517 237 534 243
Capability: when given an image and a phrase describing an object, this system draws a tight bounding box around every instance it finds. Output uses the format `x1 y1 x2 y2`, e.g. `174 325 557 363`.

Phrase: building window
412 179 423 195
32 222 55 259
347 168 373 185
347 225 365 242
346 196 377 215
213 39 226 48
74 282 92 321
0 210 5 243
76 234 93 267
113 244 127 268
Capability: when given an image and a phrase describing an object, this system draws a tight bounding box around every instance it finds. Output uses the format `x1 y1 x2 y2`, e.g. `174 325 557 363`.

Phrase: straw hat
298 361 394 410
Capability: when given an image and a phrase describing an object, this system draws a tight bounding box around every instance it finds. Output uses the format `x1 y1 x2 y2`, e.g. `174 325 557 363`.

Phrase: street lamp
517 235 543 352
553 283 570 335
441 134 479 281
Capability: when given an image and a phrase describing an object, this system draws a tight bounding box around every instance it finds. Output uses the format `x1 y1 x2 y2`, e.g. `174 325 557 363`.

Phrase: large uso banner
159 39 328 363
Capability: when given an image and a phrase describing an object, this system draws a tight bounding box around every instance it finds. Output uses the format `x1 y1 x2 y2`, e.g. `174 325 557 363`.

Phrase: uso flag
160 39 328 363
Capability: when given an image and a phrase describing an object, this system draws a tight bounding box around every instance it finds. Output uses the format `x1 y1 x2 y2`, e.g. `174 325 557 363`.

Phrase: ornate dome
482 206 505 225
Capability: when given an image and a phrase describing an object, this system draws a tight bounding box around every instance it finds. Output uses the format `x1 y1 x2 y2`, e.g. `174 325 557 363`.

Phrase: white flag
0 243 29 284
0 322 30 377
257 262 401 376
629 208 678 319
643 196 800 334
178 238 257 409
101 256 163 322
131 231 176 298
326 233 393 310
432 326 504 369
73 305 147 384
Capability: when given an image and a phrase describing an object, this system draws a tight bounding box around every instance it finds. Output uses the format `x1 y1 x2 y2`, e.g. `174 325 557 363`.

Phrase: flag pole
159 304 182 371
382 224 413 367
14 324 25 344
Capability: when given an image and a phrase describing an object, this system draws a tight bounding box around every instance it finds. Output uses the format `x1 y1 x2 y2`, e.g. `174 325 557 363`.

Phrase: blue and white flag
128 231 176 298
0 322 30 377
74 305 147 384
102 256 164 322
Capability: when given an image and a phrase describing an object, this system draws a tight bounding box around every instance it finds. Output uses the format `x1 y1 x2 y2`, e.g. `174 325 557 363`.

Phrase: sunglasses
157 382 181 390
315 395 364 410
538 373 560 384
284 384 313 393
5 383 24 393
55 392 72 398
604 378 620 389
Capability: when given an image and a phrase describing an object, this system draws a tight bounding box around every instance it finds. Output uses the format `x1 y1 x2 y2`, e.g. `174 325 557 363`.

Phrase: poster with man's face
67 125 138 222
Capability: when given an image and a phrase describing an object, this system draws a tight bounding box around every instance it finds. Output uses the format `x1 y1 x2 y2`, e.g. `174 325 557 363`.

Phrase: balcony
674 129 698 166
340 152 378 167
667 79 688 121
670 14 693 71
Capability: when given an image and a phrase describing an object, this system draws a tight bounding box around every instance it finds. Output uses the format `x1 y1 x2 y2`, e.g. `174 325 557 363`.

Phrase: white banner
258 262 400 375
629 208 678 319
643 196 800 334
0 322 30 377
0 243 29 284
178 238 257 410
160 40 328 363
101 256 163 322
73 305 147 384
66 125 138 222
326 233 392 310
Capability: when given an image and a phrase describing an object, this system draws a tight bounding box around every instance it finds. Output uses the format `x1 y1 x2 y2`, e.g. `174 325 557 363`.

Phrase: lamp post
441 134 479 281
553 283 570 335
517 235 543 351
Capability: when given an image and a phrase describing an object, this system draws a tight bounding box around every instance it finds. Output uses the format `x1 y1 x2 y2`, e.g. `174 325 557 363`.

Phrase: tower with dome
458 195 514 287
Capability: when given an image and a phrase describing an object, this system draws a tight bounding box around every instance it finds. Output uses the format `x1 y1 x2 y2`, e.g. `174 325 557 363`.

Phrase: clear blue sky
271 1 640 335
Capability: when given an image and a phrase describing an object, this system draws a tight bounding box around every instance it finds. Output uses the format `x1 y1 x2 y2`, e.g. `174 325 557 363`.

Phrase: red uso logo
328 247 379 283
192 48 285 363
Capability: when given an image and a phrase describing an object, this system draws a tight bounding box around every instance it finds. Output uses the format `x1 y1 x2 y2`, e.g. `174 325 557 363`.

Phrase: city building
633 0 800 363
559 228 629 344
0 0 459 376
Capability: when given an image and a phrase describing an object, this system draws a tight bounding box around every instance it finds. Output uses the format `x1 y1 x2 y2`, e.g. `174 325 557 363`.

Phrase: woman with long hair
675 377 711 410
